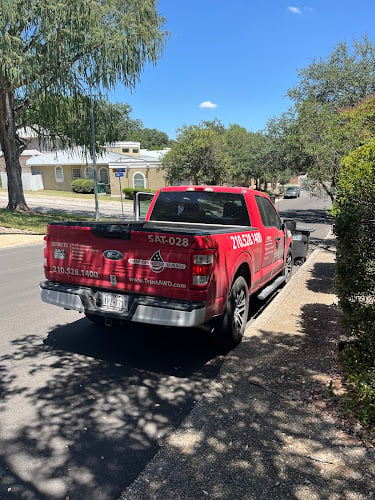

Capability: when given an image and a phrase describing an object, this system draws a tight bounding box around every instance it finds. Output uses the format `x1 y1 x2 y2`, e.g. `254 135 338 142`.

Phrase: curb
122 235 338 499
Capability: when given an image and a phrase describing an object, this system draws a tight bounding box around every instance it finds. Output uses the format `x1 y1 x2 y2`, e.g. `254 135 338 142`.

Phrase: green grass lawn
0 209 95 234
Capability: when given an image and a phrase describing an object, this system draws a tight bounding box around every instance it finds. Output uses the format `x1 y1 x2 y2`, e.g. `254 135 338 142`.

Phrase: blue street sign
117 168 126 173
115 171 124 177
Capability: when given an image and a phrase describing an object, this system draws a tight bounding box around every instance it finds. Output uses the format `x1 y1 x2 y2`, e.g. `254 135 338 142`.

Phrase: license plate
101 293 128 311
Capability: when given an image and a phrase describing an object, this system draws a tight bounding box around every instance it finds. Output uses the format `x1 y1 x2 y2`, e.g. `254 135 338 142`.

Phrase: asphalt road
275 190 332 250
0 191 332 499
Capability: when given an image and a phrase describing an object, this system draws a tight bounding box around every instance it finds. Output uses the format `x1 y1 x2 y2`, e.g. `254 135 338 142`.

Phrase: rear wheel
213 276 249 349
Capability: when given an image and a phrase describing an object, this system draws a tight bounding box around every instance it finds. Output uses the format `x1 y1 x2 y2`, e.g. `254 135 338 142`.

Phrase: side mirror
283 218 296 231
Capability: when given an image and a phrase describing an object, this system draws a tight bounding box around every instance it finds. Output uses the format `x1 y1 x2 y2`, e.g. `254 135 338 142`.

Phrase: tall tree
295 99 360 201
224 124 255 185
162 121 231 185
23 97 142 152
227 126 275 188
287 36 375 199
288 35 375 109
341 93 375 142
128 127 170 149
266 112 307 172
0 0 166 210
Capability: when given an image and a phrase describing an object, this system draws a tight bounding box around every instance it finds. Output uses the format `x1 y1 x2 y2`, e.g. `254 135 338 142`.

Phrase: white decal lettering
230 231 262 250
52 266 99 278
129 276 187 288
146 234 190 247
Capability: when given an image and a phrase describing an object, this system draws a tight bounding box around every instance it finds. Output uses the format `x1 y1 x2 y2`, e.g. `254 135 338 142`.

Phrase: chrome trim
132 304 206 327
40 287 84 312
40 282 206 327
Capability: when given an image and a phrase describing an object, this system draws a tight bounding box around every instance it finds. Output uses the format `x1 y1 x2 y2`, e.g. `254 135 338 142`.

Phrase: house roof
26 147 130 166
0 149 42 157
26 146 168 168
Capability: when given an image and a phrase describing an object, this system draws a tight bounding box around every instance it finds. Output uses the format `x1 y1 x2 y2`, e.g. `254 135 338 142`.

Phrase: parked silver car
284 186 300 198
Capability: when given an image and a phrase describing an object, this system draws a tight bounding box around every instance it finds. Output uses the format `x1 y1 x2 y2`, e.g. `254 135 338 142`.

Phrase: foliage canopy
0 0 167 210
162 121 231 185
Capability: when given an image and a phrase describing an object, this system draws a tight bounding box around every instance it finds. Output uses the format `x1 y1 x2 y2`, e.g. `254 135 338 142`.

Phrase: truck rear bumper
39 281 207 328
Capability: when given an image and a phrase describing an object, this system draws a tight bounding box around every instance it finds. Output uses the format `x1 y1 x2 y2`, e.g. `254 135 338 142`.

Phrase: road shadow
279 208 332 225
123 304 374 499
44 318 223 378
0 321 225 499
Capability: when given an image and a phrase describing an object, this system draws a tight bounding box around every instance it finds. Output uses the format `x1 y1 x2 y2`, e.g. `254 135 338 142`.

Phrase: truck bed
48 220 256 236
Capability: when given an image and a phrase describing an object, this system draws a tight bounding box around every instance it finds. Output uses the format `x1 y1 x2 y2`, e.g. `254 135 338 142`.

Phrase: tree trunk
0 90 29 211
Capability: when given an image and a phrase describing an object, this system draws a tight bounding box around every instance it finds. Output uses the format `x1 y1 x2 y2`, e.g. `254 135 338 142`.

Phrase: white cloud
199 101 218 109
288 6 302 14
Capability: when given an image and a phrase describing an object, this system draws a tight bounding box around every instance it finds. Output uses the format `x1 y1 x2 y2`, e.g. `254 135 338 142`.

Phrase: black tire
213 276 249 349
283 248 293 284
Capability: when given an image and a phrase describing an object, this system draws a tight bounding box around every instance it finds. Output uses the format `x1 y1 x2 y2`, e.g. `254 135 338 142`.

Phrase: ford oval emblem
103 250 124 261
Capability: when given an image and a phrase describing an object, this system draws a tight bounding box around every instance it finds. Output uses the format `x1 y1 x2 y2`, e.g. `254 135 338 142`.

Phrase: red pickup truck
40 186 293 347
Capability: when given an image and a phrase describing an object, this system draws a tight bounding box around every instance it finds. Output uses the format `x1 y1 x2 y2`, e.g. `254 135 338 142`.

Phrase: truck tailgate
45 223 194 300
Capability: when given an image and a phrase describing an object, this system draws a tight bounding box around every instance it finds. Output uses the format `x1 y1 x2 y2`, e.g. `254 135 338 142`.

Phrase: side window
255 196 267 226
55 165 64 183
255 196 282 229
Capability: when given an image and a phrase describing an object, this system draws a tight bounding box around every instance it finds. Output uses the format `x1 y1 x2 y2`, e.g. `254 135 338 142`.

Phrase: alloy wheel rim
233 288 246 333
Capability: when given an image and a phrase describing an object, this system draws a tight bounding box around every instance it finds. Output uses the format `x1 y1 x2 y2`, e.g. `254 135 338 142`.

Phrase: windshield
150 191 251 226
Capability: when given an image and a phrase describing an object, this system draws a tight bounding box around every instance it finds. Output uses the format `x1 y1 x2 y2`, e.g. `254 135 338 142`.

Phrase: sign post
115 169 126 218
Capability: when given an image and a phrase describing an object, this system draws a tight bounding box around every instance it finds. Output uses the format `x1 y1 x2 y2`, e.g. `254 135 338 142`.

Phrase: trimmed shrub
122 187 154 199
72 179 95 194
334 139 375 428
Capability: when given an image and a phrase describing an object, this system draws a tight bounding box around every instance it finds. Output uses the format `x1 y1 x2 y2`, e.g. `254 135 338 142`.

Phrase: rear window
150 191 251 226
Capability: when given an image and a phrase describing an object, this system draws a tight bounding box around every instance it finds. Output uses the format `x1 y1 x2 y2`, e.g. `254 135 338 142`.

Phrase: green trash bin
98 183 104 194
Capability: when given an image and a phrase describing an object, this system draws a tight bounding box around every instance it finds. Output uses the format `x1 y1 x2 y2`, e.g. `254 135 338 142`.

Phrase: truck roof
161 185 266 196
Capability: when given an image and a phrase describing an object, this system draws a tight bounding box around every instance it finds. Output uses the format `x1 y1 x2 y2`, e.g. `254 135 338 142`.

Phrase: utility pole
89 90 100 221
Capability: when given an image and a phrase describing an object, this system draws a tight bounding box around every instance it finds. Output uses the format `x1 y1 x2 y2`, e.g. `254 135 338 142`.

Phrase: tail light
43 235 50 269
191 250 216 289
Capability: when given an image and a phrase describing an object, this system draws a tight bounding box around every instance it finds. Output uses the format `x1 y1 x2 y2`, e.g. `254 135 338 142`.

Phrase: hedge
334 139 375 428
122 187 155 199
71 179 95 194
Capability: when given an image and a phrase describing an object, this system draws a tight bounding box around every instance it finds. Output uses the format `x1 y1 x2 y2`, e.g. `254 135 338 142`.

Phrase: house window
84 167 94 179
31 169 42 176
133 172 145 189
55 165 64 183
122 148 129 153
72 168 81 179
99 167 109 184
132 148 139 154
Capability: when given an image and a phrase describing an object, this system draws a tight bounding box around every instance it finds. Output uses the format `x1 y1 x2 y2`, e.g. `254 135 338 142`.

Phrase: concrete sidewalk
122 235 375 499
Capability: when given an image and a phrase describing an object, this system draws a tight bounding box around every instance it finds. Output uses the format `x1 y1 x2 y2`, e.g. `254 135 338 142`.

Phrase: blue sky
108 0 375 140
